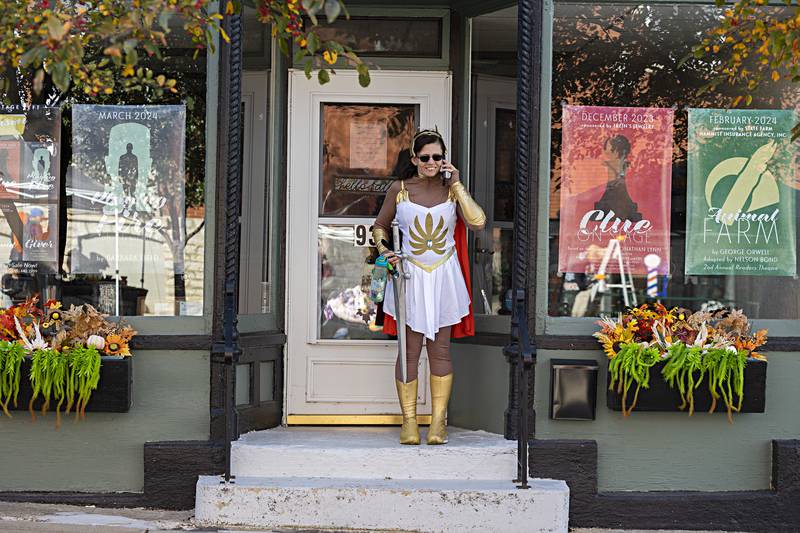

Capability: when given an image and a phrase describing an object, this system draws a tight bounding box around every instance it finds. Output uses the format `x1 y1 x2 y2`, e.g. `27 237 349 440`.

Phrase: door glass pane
319 103 417 217
493 108 516 222
319 223 391 340
476 227 514 315
477 108 516 315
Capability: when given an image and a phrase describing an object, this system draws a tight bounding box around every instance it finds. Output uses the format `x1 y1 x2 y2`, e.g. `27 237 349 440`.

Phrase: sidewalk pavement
0 501 750 533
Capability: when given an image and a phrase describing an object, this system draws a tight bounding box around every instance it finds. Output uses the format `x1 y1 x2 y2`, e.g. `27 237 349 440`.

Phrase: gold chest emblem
409 213 447 255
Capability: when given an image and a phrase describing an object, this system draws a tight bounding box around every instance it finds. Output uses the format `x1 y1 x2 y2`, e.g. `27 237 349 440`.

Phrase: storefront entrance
285 70 452 423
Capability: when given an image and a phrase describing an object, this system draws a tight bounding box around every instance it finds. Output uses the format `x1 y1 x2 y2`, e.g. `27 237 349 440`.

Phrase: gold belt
405 247 456 273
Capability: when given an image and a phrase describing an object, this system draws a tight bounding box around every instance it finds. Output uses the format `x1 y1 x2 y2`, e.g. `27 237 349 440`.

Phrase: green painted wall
1 350 209 492
450 344 508 435
451 344 800 492
535 349 800 491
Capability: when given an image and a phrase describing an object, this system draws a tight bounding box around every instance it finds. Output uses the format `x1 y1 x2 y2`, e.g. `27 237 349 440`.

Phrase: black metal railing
222 11 244 483
507 0 543 489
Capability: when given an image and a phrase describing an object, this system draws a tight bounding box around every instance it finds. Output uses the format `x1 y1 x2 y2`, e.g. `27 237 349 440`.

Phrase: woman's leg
395 327 424 445
426 326 453 376
425 326 453 444
395 327 424 381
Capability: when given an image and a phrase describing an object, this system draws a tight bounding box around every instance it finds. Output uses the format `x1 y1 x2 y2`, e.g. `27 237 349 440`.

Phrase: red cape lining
382 218 475 338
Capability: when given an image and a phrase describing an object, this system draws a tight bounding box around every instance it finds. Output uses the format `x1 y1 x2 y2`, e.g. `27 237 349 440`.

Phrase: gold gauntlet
450 182 486 228
372 226 391 255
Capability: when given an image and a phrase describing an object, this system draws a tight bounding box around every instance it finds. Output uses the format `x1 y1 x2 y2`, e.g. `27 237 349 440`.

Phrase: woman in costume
372 129 485 445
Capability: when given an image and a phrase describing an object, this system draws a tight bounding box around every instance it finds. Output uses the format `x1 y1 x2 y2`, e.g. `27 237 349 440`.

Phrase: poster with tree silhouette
70 105 186 314
558 105 674 275
686 109 797 276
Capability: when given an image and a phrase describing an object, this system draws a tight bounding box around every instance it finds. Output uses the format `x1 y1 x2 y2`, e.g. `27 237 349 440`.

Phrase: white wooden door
285 70 452 422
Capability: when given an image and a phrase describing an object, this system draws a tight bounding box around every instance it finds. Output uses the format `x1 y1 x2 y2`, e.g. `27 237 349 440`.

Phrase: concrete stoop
194 427 570 533
195 476 568 532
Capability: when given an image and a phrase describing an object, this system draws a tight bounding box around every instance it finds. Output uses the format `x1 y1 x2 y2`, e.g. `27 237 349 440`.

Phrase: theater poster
686 109 797 276
558 105 674 275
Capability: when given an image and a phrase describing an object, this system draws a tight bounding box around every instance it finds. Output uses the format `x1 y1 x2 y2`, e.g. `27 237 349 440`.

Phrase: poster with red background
558 105 674 275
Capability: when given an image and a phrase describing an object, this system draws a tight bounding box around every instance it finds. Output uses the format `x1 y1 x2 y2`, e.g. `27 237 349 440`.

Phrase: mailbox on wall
550 359 599 421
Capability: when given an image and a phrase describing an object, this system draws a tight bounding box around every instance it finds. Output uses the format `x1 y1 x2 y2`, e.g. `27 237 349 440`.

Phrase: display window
547 2 800 321
0 56 208 317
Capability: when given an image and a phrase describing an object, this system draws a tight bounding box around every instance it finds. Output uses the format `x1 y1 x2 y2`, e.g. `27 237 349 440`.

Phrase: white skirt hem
384 253 470 341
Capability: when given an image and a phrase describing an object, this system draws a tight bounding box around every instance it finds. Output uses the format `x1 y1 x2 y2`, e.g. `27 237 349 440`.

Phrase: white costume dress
384 185 471 341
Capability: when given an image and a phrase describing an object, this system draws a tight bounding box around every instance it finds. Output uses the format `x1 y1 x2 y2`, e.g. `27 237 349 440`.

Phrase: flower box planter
9 355 132 413
606 357 767 413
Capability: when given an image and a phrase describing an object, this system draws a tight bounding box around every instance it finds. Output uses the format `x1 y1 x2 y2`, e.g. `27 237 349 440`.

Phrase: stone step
231 426 517 480
195 475 570 533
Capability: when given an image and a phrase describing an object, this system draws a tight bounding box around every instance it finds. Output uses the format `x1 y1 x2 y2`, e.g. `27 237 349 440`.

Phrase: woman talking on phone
372 129 485 445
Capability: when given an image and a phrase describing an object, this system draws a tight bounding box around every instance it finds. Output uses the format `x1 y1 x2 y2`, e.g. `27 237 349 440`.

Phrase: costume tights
395 326 452 381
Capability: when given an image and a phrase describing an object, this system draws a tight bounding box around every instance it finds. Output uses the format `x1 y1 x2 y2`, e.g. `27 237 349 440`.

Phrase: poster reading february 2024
558 105 674 275
686 109 797 276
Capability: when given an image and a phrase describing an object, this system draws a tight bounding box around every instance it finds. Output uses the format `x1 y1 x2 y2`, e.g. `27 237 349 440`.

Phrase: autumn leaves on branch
0 0 368 102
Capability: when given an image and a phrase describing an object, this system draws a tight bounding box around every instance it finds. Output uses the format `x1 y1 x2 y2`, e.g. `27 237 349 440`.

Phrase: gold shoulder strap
396 180 409 204
448 186 456 202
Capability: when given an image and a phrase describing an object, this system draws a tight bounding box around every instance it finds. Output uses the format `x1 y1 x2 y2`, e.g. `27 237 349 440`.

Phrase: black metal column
210 11 244 482
503 0 545 488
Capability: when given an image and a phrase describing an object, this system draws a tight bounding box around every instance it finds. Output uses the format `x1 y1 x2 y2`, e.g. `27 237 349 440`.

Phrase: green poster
686 109 797 276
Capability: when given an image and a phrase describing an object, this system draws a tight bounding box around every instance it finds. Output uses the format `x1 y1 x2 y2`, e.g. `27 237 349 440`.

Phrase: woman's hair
394 132 448 180
604 134 631 160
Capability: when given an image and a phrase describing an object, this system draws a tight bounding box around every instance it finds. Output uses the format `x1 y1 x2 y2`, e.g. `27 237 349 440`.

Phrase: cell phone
442 160 451 186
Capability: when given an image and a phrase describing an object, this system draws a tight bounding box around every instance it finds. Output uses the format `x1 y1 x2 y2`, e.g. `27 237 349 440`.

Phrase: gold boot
395 379 420 445
427 373 453 445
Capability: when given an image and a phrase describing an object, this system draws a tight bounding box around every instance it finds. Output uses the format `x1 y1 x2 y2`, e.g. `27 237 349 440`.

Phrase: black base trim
0 491 144 508
530 439 800 530
143 440 224 509
131 335 212 351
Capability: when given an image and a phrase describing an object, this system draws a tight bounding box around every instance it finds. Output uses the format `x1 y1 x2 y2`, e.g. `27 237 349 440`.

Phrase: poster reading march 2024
686 109 797 276
558 105 674 275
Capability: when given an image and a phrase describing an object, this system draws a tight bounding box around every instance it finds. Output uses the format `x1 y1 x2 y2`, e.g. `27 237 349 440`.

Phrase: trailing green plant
0 341 26 416
28 348 68 422
608 343 661 417
66 344 102 420
661 343 705 416
702 347 748 423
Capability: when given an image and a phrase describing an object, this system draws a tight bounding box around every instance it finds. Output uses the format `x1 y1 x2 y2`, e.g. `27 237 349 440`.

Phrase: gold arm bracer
450 182 486 227
372 226 391 255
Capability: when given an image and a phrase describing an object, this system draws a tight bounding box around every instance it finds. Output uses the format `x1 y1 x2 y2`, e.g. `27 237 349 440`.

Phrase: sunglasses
418 154 444 163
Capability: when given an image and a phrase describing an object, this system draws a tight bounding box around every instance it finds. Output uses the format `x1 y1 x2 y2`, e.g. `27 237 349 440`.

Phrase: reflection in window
548 3 800 319
319 224 390 340
494 108 516 223
320 103 417 217
310 17 442 58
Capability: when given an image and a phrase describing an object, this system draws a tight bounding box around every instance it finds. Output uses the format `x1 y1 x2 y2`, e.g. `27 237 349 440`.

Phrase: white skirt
384 253 471 341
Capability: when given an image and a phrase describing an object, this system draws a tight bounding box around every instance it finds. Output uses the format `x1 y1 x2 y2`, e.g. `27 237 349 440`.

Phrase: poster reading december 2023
686 109 797 276
558 105 674 275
